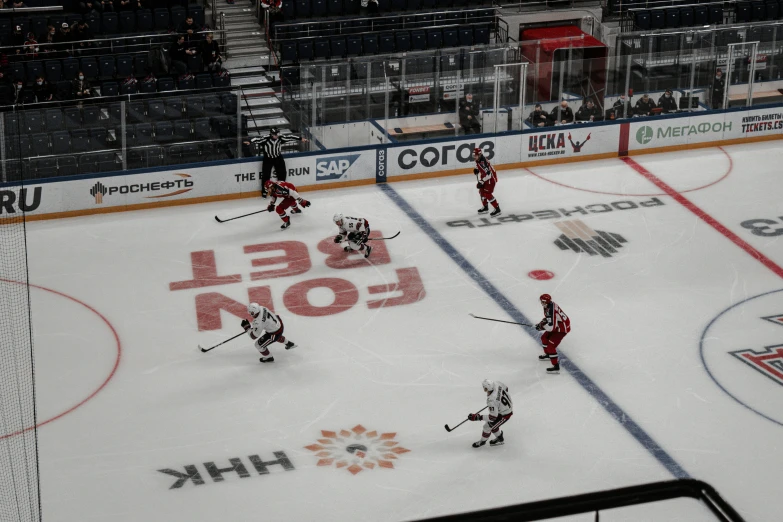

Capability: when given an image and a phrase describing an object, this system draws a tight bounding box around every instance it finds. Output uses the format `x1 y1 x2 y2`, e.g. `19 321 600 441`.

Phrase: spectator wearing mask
33 75 55 103
634 93 656 116
73 70 92 98
527 103 549 127
459 92 481 135
23 33 38 58
549 100 574 125
13 78 27 104
658 89 677 113
711 68 725 110
200 32 222 72
611 94 633 119
55 23 73 44
575 99 602 122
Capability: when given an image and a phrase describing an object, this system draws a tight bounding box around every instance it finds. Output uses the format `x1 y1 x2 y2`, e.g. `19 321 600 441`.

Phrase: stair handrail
238 85 262 139
219 12 228 58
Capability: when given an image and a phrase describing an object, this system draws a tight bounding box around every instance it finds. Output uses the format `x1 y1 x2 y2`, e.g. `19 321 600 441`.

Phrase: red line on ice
0 280 122 440
621 156 783 279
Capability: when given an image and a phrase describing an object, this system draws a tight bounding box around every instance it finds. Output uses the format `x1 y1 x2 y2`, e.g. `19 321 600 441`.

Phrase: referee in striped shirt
245 127 307 197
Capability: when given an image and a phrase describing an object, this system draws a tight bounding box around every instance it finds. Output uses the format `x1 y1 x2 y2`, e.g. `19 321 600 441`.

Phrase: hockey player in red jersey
474 147 501 217
265 180 310 229
535 294 570 374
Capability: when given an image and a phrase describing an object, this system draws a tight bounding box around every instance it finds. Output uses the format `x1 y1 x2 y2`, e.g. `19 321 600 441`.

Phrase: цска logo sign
316 154 360 181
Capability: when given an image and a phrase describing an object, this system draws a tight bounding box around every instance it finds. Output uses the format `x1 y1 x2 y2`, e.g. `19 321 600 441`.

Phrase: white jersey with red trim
541 301 571 334
475 155 497 185
250 307 282 338
337 216 369 237
483 382 513 420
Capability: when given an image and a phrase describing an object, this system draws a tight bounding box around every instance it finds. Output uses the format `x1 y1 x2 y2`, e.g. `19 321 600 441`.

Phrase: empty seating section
275 9 495 64
2 93 241 179
280 0 493 18
629 0 783 31
0 1 228 105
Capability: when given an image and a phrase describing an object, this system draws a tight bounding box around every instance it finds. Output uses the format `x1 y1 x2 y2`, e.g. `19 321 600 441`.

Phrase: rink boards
2 104 783 221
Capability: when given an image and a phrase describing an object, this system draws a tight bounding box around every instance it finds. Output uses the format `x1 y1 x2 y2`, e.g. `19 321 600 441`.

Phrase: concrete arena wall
2 104 782 222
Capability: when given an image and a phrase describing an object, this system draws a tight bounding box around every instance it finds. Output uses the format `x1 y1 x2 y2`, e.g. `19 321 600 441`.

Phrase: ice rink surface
15 141 783 521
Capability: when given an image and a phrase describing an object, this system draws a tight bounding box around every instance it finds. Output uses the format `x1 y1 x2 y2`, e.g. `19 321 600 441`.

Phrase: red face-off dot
528 270 554 280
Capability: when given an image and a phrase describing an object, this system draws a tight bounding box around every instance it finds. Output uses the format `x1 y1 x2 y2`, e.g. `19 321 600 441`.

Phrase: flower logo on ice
305 424 410 475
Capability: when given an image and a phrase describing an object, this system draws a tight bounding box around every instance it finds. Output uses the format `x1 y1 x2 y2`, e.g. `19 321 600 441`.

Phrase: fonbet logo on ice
305 424 410 475
315 154 361 181
553 219 628 258
701 289 783 426
89 174 194 204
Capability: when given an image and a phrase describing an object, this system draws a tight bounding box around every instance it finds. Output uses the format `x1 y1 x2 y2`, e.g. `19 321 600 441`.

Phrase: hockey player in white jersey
468 379 513 448
333 213 372 258
241 303 297 363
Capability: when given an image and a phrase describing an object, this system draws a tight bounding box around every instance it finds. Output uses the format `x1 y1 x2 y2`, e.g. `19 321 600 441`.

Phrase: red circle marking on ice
528 270 555 280
526 146 733 197
0 279 121 441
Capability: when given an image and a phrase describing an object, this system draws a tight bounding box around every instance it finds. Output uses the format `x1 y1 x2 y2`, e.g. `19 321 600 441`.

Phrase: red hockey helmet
264 180 275 190
539 294 552 305
473 147 482 156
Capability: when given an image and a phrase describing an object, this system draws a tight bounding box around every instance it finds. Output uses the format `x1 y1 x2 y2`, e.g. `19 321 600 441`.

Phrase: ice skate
280 220 290 229
472 440 487 448
363 245 372 258
539 354 549 361
285 341 296 350
490 207 502 217
259 356 275 363
546 364 560 374
489 432 504 446
478 206 489 214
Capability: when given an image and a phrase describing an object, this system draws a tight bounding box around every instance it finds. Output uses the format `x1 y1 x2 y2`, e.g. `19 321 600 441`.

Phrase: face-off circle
700 288 783 427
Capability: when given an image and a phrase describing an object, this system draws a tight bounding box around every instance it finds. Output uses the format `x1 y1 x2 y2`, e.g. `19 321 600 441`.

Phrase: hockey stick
367 231 401 241
469 313 533 328
444 406 488 433
214 209 270 223
199 331 246 353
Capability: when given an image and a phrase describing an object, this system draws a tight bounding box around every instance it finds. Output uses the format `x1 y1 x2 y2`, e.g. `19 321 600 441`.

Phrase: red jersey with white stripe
541 301 570 334
269 181 302 204
475 155 497 185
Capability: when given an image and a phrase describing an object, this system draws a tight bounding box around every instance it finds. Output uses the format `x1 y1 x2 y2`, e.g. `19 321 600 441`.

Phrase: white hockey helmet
482 379 495 393
248 302 262 317
333 213 344 224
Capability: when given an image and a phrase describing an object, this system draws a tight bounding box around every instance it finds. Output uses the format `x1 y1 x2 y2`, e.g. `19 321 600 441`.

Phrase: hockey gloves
347 232 358 242
473 168 479 175
535 321 544 331
241 319 251 331
476 182 483 189
266 203 275 212
334 235 343 243
300 199 311 207
468 413 482 422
